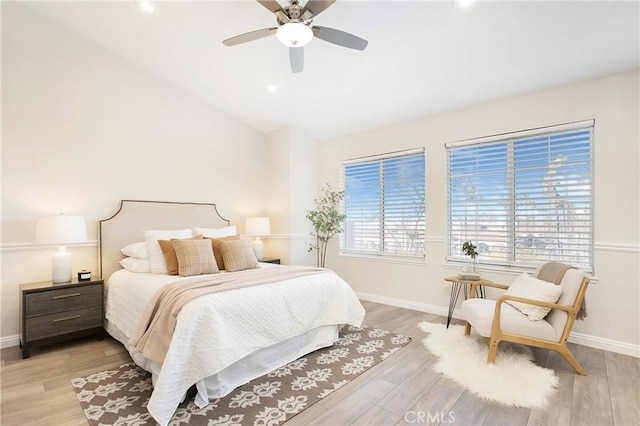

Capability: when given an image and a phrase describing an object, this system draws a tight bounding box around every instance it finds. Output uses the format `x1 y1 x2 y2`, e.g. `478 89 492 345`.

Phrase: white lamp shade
244 217 271 237
35 215 87 244
276 23 313 47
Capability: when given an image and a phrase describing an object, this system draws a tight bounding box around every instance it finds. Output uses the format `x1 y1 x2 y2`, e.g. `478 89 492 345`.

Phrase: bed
99 200 366 426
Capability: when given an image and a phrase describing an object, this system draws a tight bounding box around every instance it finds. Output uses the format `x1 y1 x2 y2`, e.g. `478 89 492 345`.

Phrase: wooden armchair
461 265 590 375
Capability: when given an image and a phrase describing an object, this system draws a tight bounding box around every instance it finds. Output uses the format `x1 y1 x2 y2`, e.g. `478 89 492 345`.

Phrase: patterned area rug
72 325 411 425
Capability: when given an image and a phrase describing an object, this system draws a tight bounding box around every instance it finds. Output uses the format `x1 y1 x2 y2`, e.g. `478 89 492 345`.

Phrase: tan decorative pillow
158 235 203 275
205 235 240 270
219 239 258 272
171 238 219 277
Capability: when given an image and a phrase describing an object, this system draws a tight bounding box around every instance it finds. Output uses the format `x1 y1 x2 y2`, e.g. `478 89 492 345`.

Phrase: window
341 148 425 258
446 120 594 272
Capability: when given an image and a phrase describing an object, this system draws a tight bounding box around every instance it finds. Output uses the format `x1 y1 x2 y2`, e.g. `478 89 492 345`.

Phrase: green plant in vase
462 241 479 275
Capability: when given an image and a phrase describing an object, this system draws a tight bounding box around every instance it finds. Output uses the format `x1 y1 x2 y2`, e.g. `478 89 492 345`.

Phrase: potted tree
306 184 346 268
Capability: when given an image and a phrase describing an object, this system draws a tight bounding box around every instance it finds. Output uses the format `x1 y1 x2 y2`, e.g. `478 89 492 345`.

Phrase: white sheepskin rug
418 321 559 408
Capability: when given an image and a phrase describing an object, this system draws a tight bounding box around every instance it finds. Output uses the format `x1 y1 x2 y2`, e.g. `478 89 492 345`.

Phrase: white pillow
504 273 564 321
192 225 237 238
119 257 151 273
144 229 193 274
121 242 149 259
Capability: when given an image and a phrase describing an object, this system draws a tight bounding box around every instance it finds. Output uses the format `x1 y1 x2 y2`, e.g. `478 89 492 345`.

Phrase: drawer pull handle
52 293 81 300
52 315 81 323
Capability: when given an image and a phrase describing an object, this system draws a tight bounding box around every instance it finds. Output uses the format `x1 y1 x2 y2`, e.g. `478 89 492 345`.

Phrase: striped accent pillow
219 239 258 272
171 238 219 277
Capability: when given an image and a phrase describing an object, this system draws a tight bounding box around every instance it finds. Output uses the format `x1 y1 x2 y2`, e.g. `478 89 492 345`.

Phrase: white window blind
341 149 425 258
446 121 594 272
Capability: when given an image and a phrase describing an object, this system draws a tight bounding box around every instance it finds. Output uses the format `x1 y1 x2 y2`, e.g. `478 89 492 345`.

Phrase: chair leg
557 346 587 376
464 322 471 335
487 338 499 363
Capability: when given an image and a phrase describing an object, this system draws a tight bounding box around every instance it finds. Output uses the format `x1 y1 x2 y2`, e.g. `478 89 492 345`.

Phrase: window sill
339 252 427 266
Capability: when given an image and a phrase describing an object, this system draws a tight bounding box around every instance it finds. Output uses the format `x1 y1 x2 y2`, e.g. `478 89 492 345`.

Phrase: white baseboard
356 291 640 358
1 334 20 349
567 331 640 358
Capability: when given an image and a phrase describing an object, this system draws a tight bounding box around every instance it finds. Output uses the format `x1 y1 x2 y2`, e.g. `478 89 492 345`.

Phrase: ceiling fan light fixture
139 1 155 13
276 22 313 47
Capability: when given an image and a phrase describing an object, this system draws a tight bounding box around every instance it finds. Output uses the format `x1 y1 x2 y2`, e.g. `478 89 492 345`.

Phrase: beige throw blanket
537 262 587 320
129 266 328 364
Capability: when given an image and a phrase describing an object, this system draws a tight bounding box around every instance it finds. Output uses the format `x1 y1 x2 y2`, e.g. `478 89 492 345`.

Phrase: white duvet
105 264 365 425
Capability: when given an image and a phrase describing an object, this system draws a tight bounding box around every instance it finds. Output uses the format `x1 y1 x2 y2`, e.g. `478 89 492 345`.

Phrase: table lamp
35 214 87 283
244 217 271 261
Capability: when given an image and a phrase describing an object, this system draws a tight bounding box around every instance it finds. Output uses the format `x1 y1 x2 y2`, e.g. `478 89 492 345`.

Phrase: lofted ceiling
23 0 640 141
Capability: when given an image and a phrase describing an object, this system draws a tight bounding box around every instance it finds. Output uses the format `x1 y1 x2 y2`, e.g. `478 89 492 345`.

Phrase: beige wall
319 70 640 353
265 125 318 266
1 4 268 340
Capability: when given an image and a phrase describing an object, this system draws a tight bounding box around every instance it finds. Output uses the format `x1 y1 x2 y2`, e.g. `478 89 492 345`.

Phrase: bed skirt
105 319 339 406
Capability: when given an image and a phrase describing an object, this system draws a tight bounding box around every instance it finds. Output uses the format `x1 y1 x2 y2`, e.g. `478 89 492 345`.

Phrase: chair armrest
495 294 575 314
469 280 509 298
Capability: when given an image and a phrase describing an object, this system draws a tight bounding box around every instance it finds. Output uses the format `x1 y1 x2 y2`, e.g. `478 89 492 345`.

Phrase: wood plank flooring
1 300 638 425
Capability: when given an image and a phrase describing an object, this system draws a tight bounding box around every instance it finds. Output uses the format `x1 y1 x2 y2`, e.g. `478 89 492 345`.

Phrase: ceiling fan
222 0 368 73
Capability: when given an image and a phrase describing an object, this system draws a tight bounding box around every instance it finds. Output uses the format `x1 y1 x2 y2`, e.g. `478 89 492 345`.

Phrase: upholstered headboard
99 200 230 281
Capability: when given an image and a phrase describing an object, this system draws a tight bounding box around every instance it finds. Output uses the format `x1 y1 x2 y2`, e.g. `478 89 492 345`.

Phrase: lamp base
52 247 72 283
251 239 264 261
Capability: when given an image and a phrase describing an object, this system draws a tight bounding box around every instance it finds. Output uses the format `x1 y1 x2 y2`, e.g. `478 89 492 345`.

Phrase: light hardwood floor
1 301 638 425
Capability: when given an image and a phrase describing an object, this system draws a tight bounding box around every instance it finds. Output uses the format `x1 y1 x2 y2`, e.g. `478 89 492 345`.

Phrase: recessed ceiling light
458 0 476 8
139 1 155 13
266 85 278 93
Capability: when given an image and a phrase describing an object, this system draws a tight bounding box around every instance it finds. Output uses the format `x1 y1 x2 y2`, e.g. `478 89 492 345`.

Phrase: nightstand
260 258 281 264
19 278 104 359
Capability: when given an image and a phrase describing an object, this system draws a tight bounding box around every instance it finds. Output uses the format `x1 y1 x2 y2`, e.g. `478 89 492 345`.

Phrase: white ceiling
25 1 640 141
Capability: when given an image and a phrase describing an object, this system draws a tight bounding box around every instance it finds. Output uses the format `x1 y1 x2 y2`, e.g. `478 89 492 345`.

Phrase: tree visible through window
446 122 594 272
341 149 425 258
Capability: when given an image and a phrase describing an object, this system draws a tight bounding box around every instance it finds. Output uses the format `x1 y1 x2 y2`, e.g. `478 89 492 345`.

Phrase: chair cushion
462 298 559 342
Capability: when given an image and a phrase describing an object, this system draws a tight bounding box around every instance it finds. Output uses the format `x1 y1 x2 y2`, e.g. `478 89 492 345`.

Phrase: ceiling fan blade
256 0 283 14
289 47 304 73
223 27 277 46
312 26 368 50
302 1 336 18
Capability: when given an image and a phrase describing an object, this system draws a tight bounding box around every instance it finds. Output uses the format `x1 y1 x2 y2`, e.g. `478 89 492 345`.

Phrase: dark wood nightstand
260 258 281 264
19 278 104 359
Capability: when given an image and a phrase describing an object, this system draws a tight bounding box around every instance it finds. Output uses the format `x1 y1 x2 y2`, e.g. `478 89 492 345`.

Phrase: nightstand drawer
25 285 102 318
25 306 102 341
